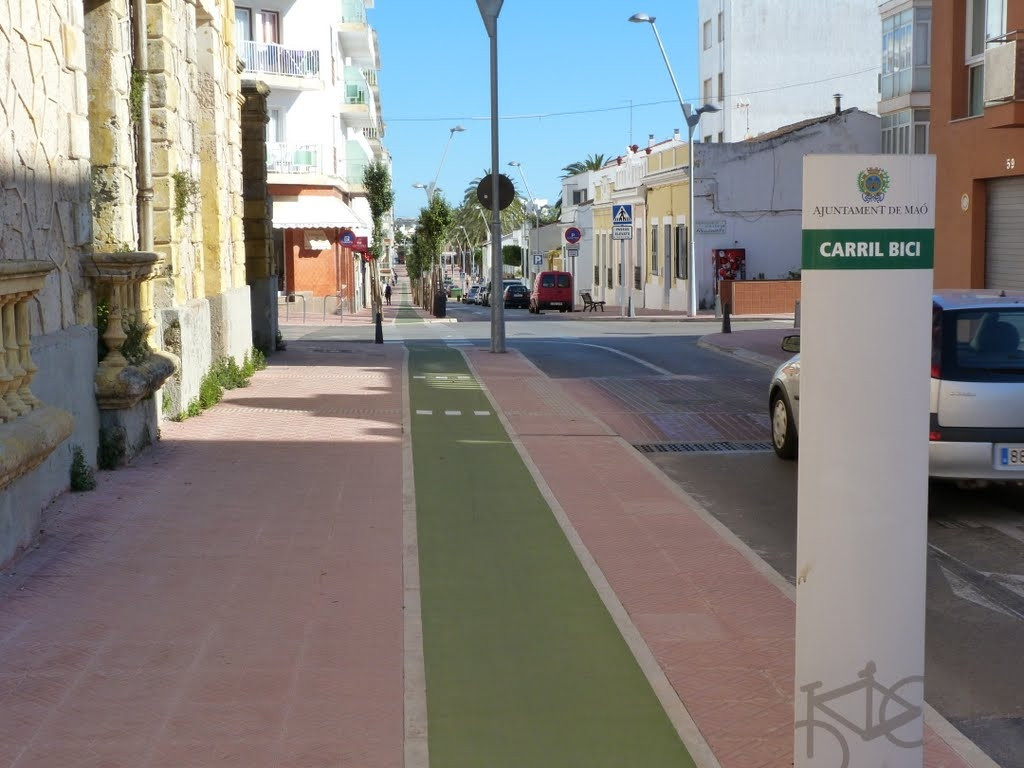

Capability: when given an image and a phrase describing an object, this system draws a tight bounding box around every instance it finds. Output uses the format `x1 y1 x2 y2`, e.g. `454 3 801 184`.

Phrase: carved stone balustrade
0 261 74 490
85 252 179 410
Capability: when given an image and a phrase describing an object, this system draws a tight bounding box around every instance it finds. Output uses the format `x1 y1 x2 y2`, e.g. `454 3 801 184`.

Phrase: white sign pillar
795 155 935 768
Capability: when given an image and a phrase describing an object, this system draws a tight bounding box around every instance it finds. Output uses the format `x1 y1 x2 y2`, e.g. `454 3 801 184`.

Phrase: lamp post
629 12 719 317
458 225 473 281
508 160 540 286
477 0 505 352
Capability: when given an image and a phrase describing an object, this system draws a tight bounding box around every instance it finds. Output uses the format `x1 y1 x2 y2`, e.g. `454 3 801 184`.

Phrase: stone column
241 79 278 354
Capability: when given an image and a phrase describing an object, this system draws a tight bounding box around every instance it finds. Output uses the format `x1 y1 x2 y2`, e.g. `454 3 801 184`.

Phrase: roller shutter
985 177 1024 290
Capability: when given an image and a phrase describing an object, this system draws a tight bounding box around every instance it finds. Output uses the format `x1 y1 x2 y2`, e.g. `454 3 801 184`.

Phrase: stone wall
1 0 93 332
0 0 97 565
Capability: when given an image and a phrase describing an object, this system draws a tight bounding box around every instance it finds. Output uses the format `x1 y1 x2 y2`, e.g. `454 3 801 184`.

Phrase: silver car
769 290 1024 483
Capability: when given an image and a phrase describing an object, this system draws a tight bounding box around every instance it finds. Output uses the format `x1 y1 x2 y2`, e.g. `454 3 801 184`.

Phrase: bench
580 291 606 312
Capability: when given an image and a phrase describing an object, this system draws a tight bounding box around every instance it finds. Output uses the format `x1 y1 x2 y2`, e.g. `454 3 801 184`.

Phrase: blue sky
371 1 701 219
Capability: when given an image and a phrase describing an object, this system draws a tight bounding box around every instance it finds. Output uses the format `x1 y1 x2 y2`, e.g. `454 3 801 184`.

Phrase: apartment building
239 0 388 310
929 0 1024 289
697 0 881 142
878 0 932 154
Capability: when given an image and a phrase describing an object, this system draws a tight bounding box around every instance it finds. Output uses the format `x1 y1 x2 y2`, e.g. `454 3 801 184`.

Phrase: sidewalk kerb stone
462 348 722 768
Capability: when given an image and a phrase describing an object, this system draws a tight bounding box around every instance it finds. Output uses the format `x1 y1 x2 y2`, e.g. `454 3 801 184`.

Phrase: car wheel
770 391 798 460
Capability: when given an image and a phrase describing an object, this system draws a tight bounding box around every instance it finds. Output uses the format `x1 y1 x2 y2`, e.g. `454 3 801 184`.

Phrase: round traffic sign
565 226 582 244
476 173 516 211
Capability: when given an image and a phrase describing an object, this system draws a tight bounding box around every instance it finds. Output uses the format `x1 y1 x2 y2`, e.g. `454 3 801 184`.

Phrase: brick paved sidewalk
0 344 407 768
467 346 980 768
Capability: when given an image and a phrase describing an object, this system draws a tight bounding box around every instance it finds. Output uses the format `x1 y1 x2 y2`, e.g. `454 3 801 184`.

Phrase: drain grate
634 441 774 454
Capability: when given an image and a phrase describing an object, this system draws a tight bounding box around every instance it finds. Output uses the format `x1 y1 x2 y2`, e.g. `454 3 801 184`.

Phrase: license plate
996 444 1024 468
550 302 563 306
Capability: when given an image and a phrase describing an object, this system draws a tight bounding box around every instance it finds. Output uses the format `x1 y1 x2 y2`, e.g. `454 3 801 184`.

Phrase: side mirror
781 334 801 354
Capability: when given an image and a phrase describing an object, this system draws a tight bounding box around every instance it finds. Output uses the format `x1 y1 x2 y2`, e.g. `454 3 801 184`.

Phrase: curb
696 338 786 369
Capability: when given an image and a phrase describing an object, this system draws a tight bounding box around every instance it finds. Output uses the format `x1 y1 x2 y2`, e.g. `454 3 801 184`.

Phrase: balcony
240 41 322 90
339 66 377 129
0 261 73 491
337 0 374 61
268 143 329 176
984 31 1024 127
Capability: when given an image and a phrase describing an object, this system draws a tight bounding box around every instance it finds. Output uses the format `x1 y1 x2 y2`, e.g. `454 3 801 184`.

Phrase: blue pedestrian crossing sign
612 204 634 240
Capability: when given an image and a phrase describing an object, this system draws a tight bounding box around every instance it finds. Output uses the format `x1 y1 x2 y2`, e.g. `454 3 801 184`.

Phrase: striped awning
271 195 369 231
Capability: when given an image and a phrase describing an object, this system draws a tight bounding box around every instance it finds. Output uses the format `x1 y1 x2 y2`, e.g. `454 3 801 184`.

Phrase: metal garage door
986 176 1024 289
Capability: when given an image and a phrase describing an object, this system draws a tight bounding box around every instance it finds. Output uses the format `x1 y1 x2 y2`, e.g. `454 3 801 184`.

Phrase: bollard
722 302 732 334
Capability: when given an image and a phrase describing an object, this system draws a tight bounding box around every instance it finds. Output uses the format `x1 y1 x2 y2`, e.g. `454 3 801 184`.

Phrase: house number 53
1008 158 1016 170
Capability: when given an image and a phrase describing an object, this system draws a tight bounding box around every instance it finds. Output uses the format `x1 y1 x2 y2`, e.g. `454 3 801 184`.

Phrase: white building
238 0 388 307
697 0 881 142
689 109 880 305
877 0 932 154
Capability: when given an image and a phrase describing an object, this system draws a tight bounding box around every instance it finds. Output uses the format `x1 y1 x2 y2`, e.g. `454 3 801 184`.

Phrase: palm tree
561 153 607 178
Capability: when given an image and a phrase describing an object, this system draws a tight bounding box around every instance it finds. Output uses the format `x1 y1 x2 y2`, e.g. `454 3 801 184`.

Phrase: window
881 8 930 100
966 0 1006 116
718 131 724 143
267 107 283 142
235 7 253 41
675 225 687 279
607 266 613 287
717 72 724 102
650 224 659 274
717 11 724 42
881 109 930 154
594 265 600 287
663 224 673 284
703 78 712 102
635 230 644 288
703 19 712 50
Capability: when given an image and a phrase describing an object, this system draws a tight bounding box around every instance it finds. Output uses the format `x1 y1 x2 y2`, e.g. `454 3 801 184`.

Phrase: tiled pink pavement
0 344 406 768
468 347 972 768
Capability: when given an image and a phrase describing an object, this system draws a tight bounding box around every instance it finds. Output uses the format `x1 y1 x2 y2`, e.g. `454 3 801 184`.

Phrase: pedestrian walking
384 283 392 306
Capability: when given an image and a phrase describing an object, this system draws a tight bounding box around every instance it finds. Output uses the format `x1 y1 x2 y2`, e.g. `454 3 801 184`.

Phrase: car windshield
947 308 1024 374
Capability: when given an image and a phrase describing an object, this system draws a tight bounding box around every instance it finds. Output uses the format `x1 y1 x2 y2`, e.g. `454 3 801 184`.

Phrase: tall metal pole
478 1 505 352
688 123 698 317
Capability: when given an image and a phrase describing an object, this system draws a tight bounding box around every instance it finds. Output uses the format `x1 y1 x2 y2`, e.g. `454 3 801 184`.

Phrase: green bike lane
406 343 695 768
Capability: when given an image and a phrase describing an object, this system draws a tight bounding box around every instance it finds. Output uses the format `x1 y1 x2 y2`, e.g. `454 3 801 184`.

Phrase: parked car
481 279 523 308
479 284 491 306
529 271 573 313
503 283 530 309
463 286 480 304
769 290 1024 484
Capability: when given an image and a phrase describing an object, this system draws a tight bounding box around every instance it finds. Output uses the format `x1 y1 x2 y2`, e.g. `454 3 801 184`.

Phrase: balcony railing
340 0 367 24
0 261 73 490
362 124 383 142
84 251 178 411
240 40 320 79
268 143 327 175
984 31 1024 104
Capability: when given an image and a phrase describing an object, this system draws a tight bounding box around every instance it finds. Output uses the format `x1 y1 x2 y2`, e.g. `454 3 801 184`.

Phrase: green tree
561 153 607 178
363 160 394 342
502 244 523 269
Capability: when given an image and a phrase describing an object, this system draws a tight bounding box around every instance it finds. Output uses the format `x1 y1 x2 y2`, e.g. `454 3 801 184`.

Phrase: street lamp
508 160 540 286
458 225 473 280
629 12 719 316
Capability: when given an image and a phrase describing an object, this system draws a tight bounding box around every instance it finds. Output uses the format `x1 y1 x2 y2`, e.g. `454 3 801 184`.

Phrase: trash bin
433 289 447 318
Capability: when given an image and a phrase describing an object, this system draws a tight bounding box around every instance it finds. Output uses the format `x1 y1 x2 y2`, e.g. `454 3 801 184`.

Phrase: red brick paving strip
0 345 406 768
467 347 974 768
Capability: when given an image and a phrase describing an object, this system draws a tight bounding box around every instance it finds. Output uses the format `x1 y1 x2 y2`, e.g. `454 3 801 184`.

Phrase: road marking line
474 410 490 416
416 409 432 415
413 375 426 379
445 410 462 416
